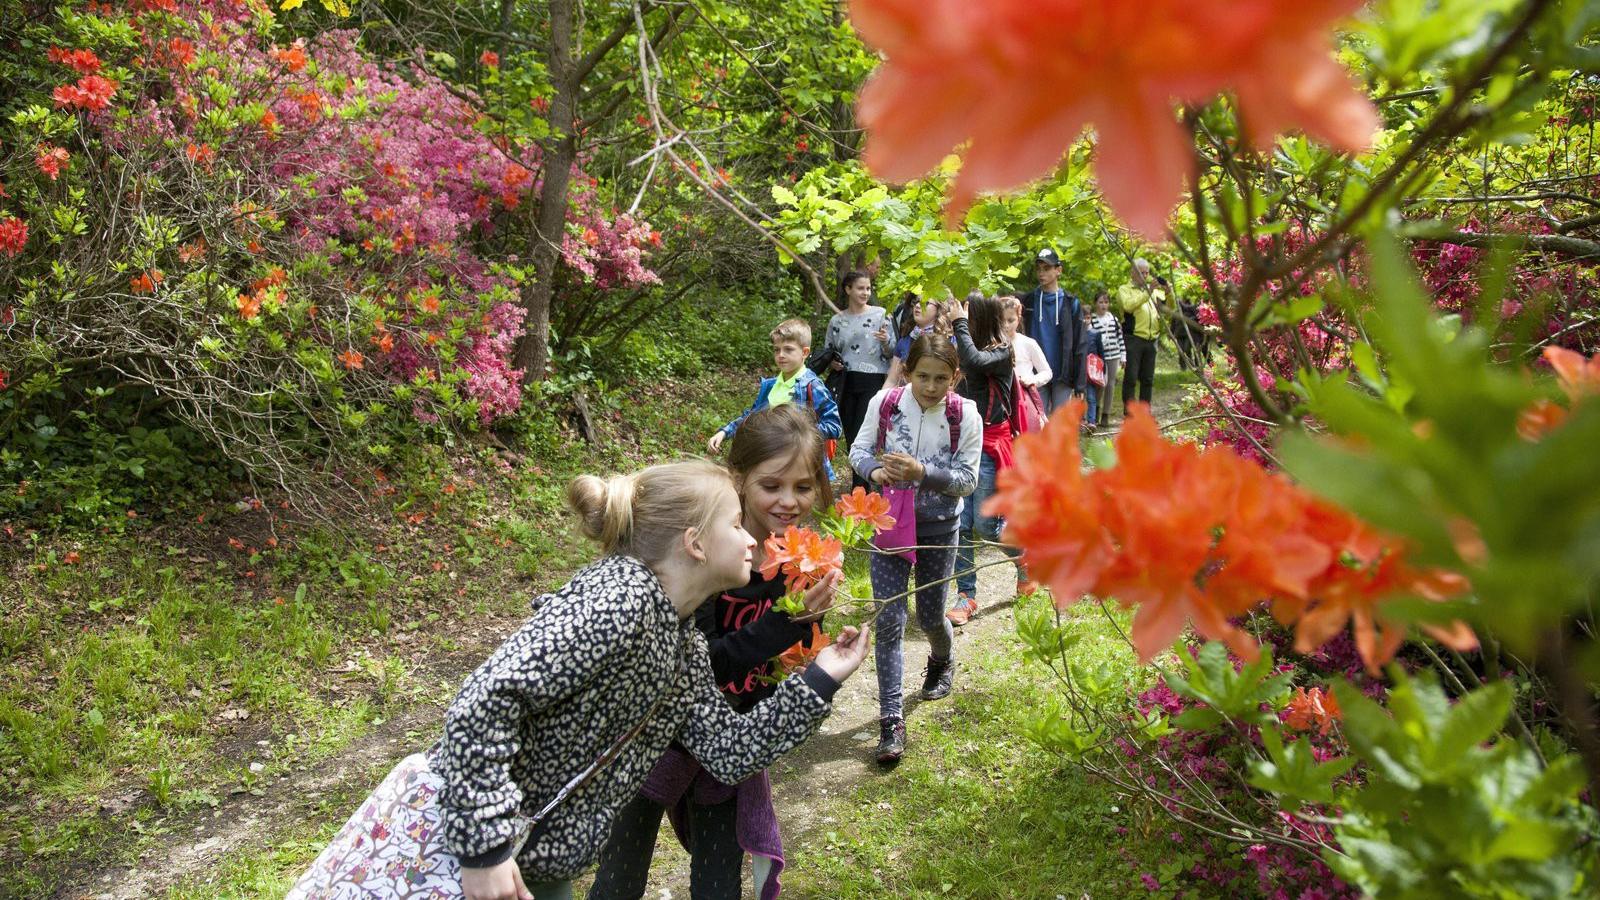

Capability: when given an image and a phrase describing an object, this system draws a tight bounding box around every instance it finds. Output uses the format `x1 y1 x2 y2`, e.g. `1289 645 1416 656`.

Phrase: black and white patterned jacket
429 554 838 881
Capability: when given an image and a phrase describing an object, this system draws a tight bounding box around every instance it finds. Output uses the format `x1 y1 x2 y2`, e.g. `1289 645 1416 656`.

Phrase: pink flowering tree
0 0 661 499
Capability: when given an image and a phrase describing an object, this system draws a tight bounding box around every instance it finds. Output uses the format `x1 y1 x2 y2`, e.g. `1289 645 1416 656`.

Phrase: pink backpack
875 386 963 455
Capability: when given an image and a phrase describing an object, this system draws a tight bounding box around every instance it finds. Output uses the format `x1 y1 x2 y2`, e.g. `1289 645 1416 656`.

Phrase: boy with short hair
708 319 843 472
1019 248 1089 416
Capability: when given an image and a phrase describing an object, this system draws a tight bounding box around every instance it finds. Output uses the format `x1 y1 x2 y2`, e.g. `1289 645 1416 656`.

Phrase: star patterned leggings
871 533 957 721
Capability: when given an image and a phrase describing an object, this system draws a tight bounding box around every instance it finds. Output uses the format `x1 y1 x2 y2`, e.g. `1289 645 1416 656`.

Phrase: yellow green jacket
1116 284 1166 341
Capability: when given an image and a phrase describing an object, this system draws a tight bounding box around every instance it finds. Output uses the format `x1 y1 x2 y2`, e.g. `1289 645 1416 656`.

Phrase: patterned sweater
429 554 837 880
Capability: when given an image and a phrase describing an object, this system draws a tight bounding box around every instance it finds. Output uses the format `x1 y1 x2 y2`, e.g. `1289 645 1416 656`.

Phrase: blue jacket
720 369 843 476
1021 287 1089 393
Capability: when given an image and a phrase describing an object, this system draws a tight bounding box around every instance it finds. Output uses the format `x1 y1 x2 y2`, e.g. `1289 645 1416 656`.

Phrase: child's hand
813 625 871 683
707 432 725 454
462 860 533 900
791 569 840 623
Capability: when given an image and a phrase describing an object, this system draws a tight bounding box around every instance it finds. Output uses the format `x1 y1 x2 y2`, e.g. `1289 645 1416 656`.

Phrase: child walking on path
850 335 981 765
1091 292 1125 428
591 407 838 900
950 293 1028 625
708 319 841 476
288 460 870 900
824 271 896 487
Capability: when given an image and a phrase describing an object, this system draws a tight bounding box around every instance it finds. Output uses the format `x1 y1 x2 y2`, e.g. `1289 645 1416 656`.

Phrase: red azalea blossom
52 74 119 112
0 369 8 390
985 399 1473 671
851 0 1378 237
0 215 28 256
185 142 216 166
47 46 102 75
480 50 500 69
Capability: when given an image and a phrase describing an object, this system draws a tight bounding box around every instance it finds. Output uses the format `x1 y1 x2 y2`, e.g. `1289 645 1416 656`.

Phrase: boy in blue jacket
708 319 843 475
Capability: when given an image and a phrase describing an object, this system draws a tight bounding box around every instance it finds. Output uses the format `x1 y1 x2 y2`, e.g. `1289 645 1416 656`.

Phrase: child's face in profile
774 340 807 377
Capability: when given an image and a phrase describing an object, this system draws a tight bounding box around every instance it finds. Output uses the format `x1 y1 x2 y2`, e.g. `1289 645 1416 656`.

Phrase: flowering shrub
0 0 660 503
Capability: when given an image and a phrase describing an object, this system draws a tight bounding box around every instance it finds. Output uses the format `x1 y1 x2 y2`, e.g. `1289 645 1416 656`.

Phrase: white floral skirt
286 753 469 899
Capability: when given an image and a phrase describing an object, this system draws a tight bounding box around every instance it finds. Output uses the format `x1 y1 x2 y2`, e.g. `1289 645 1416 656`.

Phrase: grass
0 368 755 896
780 594 1172 899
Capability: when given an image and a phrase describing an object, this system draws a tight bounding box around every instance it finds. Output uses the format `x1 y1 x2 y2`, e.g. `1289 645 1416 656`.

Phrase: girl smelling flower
589 406 840 900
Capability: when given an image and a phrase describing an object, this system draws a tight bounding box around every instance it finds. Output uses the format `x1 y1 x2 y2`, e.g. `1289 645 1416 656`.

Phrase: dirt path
69 373 1195 899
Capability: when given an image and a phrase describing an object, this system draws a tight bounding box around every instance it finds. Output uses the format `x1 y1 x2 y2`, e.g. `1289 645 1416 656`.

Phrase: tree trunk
513 0 578 380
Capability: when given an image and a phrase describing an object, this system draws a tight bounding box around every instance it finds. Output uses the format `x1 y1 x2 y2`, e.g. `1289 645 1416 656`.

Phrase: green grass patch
1 369 755 895
782 596 1168 898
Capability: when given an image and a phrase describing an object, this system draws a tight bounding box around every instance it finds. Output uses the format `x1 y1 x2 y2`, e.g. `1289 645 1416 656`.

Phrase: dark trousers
839 371 887 489
588 794 747 900
1122 335 1157 409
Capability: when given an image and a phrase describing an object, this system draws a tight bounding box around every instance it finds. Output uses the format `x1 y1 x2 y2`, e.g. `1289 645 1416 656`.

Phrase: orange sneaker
946 593 978 626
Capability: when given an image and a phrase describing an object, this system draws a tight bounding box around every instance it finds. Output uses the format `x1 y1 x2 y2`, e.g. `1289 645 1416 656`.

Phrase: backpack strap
944 392 962 455
875 386 906 455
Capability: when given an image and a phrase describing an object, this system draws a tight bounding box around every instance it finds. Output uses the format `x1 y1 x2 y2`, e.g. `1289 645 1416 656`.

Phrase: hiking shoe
876 717 907 765
921 655 955 701
946 593 978 626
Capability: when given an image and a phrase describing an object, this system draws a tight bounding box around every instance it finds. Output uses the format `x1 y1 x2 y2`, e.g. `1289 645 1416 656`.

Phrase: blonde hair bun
565 461 730 564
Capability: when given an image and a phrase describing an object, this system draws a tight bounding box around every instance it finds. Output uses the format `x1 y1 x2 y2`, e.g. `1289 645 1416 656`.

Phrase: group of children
290 251 1174 900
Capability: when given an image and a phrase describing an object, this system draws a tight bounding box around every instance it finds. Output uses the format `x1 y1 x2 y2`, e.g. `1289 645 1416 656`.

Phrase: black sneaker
920 654 955 700
876 717 906 765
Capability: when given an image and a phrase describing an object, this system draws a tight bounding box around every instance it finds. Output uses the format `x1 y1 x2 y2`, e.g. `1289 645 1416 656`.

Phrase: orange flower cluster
47 46 102 76
834 486 896 531
777 623 832 673
338 349 365 370
35 145 69 181
759 525 844 591
851 0 1377 237
129 270 164 294
985 400 1474 673
53 74 119 113
1281 686 1341 736
480 50 500 69
272 43 308 74
1519 347 1600 440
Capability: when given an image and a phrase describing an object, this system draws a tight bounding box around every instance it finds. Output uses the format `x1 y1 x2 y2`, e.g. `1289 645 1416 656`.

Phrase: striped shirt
1092 312 1126 361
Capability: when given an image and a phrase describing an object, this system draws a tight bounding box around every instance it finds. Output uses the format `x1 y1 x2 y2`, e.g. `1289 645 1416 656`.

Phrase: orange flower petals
760 526 844 591
985 400 1472 672
851 0 1378 237
834 486 896 531
1282 686 1341 735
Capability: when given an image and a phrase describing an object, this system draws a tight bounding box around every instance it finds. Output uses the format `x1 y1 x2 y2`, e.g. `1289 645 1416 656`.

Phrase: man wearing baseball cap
1019 248 1088 416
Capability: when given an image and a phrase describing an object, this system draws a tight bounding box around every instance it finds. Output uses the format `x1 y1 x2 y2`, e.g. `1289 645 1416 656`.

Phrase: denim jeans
955 451 1020 598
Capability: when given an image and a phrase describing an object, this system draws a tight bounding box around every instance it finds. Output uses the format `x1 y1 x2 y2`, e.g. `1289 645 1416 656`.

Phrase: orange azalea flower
338 349 365 370
480 50 500 69
178 239 207 264
851 0 1378 237
1545 346 1600 401
759 526 845 591
372 332 395 353
418 291 442 314
35 145 70 181
1281 686 1341 735
1284 499 1474 675
834 486 896 531
236 291 261 320
1517 399 1567 441
777 623 832 673
987 399 1473 670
